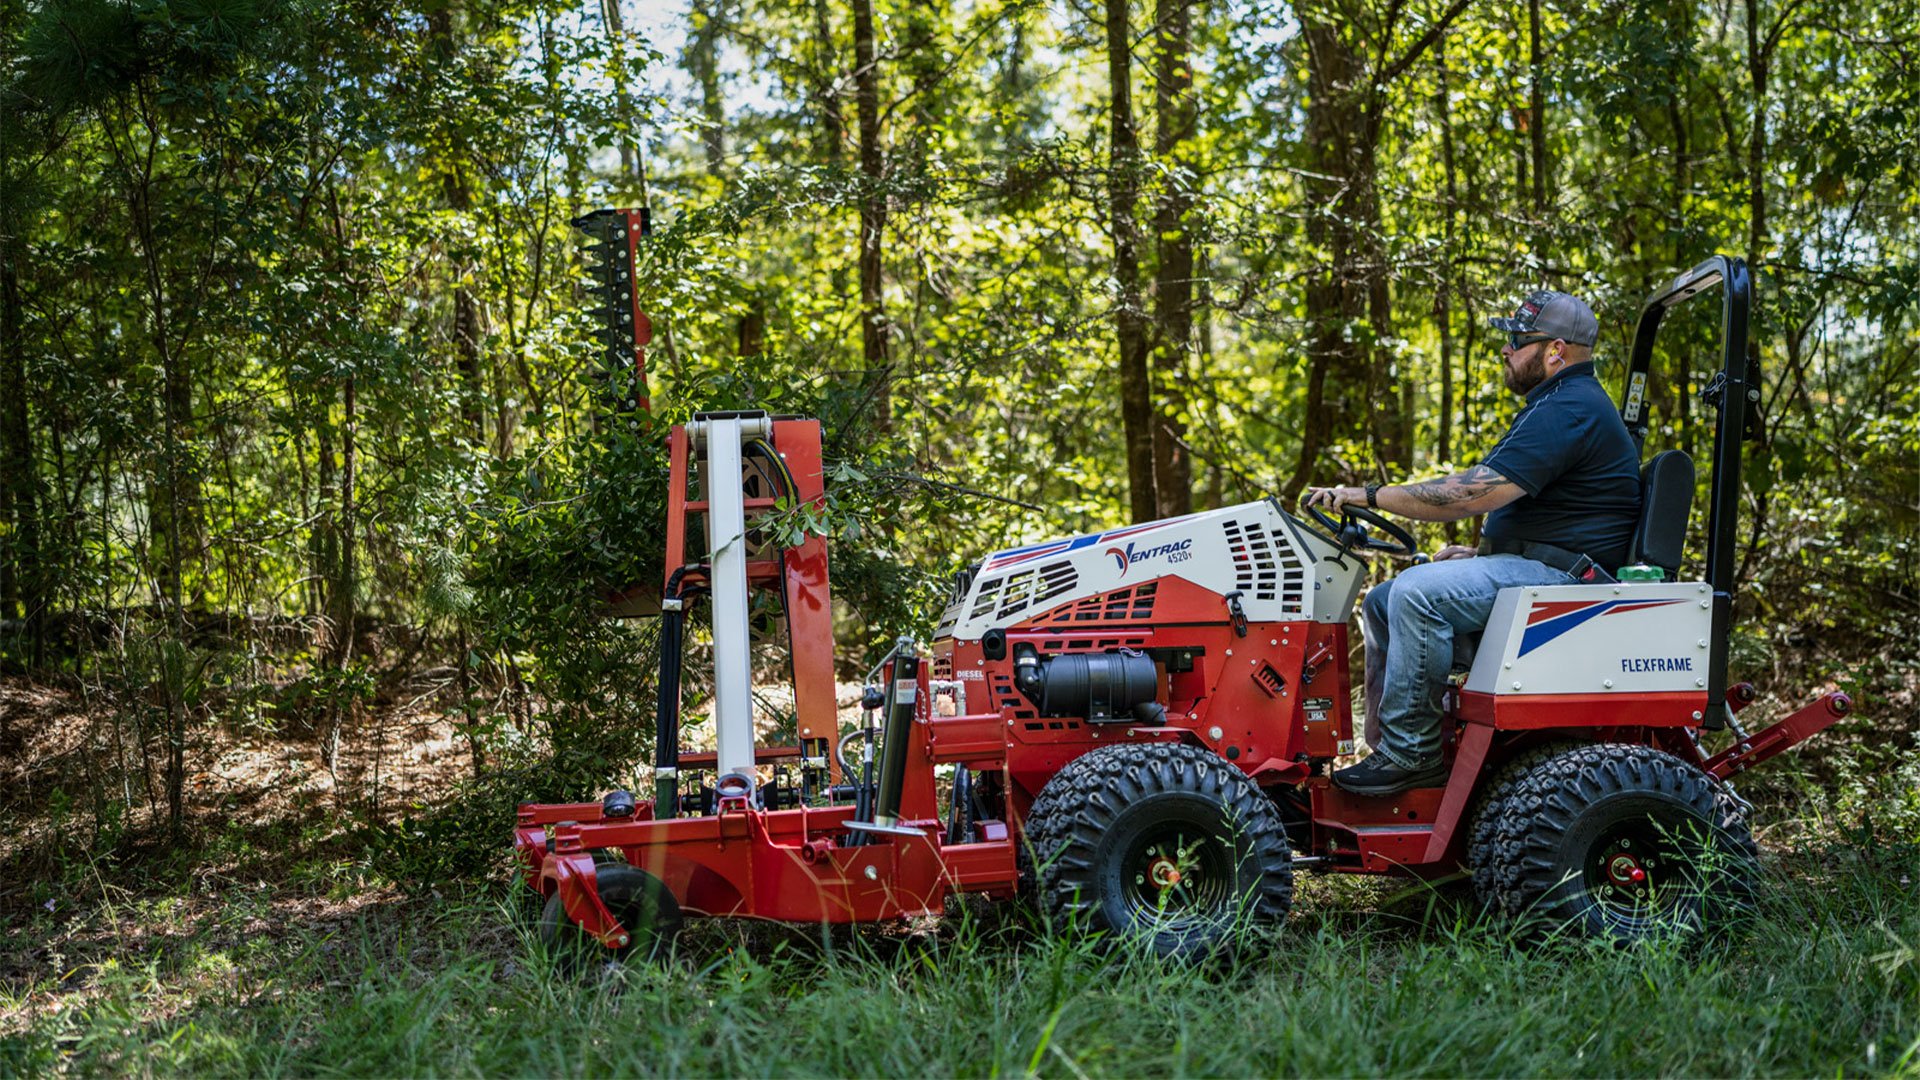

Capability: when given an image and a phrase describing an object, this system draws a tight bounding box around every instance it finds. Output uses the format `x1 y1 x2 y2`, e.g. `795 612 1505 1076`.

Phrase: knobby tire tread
1466 741 1577 911
1471 742 1758 938
1024 742 1293 957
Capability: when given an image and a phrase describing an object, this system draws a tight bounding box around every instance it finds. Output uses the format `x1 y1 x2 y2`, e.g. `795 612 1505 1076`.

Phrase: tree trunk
1437 30 1459 541
599 0 641 183
1743 0 1767 269
1528 0 1548 214
1286 0 1471 497
1375 238 1405 471
125 126 199 837
1196 248 1218 510
132 180 199 617
451 252 486 444
457 623 483 776
811 0 845 163
1104 0 1156 522
1287 17 1373 500
0 246 44 666
852 0 890 431
325 376 357 779
738 305 766 357
330 376 357 670
1003 18 1029 117
312 402 337 643
1513 101 1530 210
686 0 728 175
1667 78 1694 448
430 7 488 445
1738 0 1773 591
1150 0 1197 519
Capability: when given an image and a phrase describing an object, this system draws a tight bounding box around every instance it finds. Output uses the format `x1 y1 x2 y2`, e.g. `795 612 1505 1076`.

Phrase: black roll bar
1619 255 1758 731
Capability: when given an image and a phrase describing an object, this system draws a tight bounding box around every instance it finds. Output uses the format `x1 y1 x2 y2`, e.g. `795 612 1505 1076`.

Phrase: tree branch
1376 0 1473 91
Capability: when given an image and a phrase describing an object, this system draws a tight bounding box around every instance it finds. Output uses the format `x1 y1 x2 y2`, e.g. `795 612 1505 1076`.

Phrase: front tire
1470 743 1758 941
1027 743 1293 958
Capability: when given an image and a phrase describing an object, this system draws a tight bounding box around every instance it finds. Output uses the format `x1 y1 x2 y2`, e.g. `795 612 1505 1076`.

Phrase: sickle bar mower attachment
573 207 652 414
514 406 1020 943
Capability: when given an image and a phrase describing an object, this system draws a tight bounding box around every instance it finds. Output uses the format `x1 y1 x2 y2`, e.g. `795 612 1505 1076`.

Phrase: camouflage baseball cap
1489 289 1599 347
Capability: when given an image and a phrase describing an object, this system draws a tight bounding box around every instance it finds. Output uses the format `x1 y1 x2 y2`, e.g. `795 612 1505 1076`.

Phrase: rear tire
1027 743 1293 959
538 865 683 968
1466 741 1575 909
1470 743 1758 941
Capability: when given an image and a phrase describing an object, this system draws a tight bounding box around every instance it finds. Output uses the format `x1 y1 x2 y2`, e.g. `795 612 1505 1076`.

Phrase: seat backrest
1631 449 1694 573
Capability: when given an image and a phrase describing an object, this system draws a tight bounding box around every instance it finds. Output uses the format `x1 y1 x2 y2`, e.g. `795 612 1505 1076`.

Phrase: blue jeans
1360 554 1571 767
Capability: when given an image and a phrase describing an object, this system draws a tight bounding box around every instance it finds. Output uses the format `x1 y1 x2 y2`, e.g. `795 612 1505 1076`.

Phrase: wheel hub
1607 854 1648 886
1591 829 1669 909
1147 855 1184 889
1126 833 1222 917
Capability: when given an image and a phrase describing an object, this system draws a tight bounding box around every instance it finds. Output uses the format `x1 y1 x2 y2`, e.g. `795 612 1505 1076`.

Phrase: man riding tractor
1309 290 1639 797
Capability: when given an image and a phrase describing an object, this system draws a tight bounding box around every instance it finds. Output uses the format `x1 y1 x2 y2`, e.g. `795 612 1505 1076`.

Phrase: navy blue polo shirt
1481 361 1641 569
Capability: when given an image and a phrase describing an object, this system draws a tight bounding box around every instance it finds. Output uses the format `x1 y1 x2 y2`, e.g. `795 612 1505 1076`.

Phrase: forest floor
1 671 1917 1077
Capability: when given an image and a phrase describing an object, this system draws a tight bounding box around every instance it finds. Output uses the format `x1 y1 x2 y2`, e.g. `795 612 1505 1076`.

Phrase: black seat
1630 449 1694 577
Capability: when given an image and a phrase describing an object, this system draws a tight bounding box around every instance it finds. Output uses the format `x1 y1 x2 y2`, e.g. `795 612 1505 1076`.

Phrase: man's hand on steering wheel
1302 485 1419 558
1304 485 1365 513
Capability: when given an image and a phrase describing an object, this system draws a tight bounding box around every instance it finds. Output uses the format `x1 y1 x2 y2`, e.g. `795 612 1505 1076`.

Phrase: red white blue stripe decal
1517 598 1687 657
983 521 1167 571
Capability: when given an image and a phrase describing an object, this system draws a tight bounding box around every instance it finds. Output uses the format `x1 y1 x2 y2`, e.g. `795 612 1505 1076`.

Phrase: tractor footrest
1348 825 1434 871
842 821 931 838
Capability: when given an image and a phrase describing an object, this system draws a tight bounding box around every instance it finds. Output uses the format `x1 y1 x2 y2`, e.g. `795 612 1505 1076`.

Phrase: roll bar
1618 255 1759 730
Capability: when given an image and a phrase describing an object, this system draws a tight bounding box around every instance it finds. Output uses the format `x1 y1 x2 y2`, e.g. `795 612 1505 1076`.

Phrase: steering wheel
1305 502 1419 558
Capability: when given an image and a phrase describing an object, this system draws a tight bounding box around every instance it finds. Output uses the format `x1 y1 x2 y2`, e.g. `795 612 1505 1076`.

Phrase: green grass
5 836 1917 1078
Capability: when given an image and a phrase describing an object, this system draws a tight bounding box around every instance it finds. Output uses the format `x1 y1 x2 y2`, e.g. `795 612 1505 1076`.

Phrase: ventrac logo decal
1106 538 1193 577
1517 597 1687 658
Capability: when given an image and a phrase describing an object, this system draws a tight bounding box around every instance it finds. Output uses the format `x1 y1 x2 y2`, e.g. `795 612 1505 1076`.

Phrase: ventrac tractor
513 211 1851 959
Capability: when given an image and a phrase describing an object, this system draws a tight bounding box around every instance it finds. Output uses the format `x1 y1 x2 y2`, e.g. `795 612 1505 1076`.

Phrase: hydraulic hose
744 437 798 501
835 727 876 777
654 566 705 814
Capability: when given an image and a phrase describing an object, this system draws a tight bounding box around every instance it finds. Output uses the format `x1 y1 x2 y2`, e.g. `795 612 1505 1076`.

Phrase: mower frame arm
1619 255 1757 731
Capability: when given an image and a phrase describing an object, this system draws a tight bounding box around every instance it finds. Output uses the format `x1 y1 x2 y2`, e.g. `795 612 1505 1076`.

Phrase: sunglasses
1506 332 1556 351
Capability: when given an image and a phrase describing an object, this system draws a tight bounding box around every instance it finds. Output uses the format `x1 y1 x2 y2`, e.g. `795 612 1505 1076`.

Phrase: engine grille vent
1038 635 1150 652
1044 581 1158 625
969 560 1079 622
934 601 962 639
1221 518 1307 610
989 672 1035 720
935 562 981 639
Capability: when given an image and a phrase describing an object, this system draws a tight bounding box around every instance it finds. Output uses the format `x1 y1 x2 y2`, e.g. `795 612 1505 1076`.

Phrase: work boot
1331 752 1449 797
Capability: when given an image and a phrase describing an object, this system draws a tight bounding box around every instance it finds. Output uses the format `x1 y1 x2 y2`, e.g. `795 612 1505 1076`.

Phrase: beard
1503 350 1547 395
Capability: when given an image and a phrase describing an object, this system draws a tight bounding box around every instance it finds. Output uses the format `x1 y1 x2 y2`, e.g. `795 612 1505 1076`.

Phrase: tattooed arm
1305 464 1525 524
1388 464 1525 520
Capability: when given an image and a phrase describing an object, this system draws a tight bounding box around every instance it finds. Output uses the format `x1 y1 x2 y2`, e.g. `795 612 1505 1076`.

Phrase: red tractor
514 220 1850 958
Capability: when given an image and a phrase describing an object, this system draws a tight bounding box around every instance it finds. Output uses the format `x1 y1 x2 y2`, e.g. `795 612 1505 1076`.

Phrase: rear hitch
1705 690 1851 780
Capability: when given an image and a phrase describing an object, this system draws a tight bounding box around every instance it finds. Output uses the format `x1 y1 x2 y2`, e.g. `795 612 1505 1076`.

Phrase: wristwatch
1365 482 1381 509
